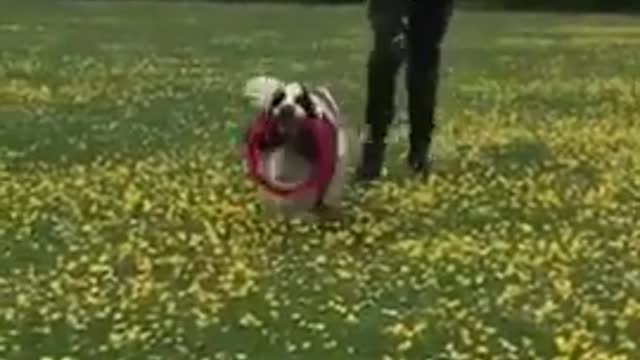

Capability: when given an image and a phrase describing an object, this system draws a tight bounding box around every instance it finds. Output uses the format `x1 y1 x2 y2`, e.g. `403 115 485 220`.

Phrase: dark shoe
407 149 433 180
355 141 386 182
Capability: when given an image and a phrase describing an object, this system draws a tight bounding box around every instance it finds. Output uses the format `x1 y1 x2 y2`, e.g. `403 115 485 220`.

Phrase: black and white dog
243 76 351 218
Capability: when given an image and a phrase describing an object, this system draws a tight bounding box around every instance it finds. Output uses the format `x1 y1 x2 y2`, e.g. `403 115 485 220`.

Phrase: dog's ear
244 76 285 109
314 85 340 119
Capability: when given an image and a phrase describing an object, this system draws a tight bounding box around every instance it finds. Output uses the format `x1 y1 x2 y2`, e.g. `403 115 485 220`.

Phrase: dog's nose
279 104 295 118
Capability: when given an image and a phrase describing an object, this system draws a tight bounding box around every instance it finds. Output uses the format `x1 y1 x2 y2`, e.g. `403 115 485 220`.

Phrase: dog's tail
244 76 283 109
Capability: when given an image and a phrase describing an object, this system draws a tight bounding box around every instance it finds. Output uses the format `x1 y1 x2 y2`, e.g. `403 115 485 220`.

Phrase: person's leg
355 0 407 181
405 0 454 176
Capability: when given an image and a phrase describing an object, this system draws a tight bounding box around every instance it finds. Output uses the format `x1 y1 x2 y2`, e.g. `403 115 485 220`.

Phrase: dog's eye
295 94 313 111
295 94 317 117
270 90 285 107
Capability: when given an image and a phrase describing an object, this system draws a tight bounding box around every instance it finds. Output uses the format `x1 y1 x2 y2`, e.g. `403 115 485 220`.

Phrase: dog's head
267 82 318 137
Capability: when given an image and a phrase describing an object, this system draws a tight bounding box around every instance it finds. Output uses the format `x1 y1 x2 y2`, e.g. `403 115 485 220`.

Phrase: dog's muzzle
278 104 296 119
275 105 299 134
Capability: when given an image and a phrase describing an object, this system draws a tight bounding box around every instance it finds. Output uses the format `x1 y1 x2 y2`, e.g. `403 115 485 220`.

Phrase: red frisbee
243 111 337 203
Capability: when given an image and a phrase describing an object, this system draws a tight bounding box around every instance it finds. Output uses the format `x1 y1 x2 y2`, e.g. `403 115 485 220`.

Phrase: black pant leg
406 0 454 154
365 5 406 143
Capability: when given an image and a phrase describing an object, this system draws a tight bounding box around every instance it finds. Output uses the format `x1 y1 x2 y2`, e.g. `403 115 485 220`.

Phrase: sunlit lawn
1 2 639 359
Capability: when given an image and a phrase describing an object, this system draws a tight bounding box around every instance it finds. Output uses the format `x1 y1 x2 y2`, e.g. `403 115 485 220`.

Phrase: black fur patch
295 84 317 118
269 88 286 117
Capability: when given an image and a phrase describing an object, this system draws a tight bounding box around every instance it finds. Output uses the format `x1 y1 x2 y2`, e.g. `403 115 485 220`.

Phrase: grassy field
1 2 640 359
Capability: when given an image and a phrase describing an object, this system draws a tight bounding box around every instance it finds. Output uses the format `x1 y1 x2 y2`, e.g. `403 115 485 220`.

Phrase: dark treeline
193 0 640 13
82 0 640 13
462 0 640 12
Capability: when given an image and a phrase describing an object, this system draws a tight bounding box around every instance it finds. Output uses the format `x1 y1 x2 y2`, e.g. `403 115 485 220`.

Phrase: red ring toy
243 111 337 203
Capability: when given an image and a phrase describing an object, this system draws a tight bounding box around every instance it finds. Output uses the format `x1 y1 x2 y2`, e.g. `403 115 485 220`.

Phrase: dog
243 75 352 219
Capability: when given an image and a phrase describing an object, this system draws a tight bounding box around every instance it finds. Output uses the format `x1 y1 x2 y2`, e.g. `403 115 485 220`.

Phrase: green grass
1 2 640 359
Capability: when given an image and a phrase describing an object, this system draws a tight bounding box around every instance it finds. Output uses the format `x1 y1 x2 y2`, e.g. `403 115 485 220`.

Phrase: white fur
243 75 284 109
274 82 308 119
243 75 353 219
